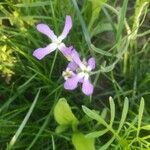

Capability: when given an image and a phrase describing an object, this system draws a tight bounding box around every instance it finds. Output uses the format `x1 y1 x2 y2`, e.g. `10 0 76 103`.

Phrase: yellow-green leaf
72 132 95 150
54 98 78 125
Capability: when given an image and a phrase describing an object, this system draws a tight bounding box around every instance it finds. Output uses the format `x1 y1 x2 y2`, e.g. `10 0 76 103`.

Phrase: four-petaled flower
62 49 95 96
33 15 72 60
33 15 96 96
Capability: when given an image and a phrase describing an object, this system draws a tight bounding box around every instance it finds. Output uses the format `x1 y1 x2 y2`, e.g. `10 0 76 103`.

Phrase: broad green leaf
55 125 69 134
54 98 78 125
72 132 95 150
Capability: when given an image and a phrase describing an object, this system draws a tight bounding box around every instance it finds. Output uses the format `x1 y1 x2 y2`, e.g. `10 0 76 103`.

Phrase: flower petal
67 61 78 71
59 15 72 40
82 78 94 96
88 57 96 70
60 47 81 65
64 74 82 90
33 43 57 60
36 24 57 41
71 50 82 67
60 46 73 58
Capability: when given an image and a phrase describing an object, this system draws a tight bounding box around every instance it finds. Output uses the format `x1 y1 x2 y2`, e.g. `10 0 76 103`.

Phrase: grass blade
7 89 41 149
116 0 129 42
71 0 91 47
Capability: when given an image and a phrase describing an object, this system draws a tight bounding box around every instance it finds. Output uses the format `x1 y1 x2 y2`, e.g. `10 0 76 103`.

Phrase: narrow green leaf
82 106 107 127
100 63 115 72
27 105 53 150
90 44 113 56
7 89 41 149
117 97 129 133
0 73 37 113
137 97 145 137
109 97 115 127
15 1 50 7
116 0 129 42
17 73 37 91
51 135 56 150
91 23 113 37
99 136 115 150
85 129 108 138
141 125 150 130
71 0 91 46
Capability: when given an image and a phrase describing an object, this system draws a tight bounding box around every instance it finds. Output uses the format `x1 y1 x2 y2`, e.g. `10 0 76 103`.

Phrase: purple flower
62 51 96 96
33 15 72 60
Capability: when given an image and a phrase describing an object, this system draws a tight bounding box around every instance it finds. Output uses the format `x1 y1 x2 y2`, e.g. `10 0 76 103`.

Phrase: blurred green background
0 0 150 149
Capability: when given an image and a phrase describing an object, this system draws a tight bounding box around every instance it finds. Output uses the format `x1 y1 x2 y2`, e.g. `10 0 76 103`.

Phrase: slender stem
49 50 58 78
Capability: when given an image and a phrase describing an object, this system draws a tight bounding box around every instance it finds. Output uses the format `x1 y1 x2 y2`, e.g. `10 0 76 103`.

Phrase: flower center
54 37 62 45
78 61 91 75
62 68 74 80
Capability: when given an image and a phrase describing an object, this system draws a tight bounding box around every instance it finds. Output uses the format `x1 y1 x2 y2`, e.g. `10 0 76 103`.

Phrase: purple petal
82 78 94 96
59 15 72 40
79 78 84 83
71 50 82 66
33 43 56 60
67 61 78 71
60 47 81 66
64 74 82 90
88 57 96 70
60 46 73 58
36 24 57 41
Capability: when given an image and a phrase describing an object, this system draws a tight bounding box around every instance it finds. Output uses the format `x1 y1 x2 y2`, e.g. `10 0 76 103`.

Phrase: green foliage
53 98 96 150
0 0 150 149
0 44 16 83
88 0 108 31
53 97 149 149
72 132 95 150
82 97 150 149
7 89 41 150
130 0 149 40
54 98 78 126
